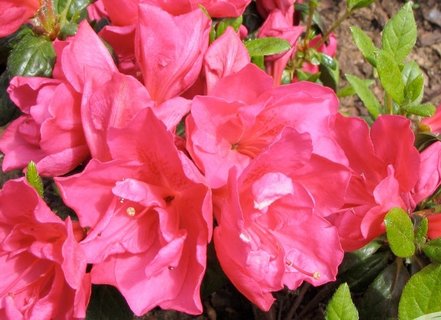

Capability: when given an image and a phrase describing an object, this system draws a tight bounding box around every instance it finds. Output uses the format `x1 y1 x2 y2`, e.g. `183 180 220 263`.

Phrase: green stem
314 9 352 48
286 283 310 320
386 93 394 114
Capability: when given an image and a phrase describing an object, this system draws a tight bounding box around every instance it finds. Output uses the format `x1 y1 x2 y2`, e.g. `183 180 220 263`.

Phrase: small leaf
385 207 415 258
244 37 291 57
359 260 410 319
319 54 339 90
216 16 243 38
350 26 377 66
415 311 441 320
26 162 44 198
399 263 441 320
347 0 375 11
382 2 417 63
416 217 429 247
54 0 90 22
403 103 436 117
376 50 405 104
325 283 359 320
423 238 441 263
346 74 381 118
402 61 424 106
7 33 55 77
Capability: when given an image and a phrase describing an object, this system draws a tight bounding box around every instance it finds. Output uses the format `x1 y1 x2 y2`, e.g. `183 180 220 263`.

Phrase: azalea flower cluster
1 0 441 318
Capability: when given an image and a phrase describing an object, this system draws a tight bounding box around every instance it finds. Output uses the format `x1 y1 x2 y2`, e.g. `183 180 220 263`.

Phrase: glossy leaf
376 50 405 104
26 162 44 198
423 238 441 263
244 37 291 57
54 0 90 21
359 260 410 319
403 103 436 117
350 26 377 66
346 74 381 118
384 208 415 258
325 283 359 320
319 54 339 91
399 263 441 320
382 2 417 63
7 33 55 77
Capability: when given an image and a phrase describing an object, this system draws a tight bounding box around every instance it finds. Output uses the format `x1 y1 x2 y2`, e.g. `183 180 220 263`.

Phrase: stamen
126 207 136 216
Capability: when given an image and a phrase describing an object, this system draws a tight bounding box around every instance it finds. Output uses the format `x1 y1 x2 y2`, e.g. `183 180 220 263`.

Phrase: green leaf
423 238 441 263
325 283 359 320
403 103 436 117
86 285 133 320
376 50 405 104
399 263 441 320
382 2 417 63
350 26 377 66
415 311 441 320
347 0 375 11
416 217 429 247
319 54 339 90
359 260 410 319
251 55 265 70
216 16 243 38
26 162 44 198
7 33 55 77
384 207 415 258
54 0 90 22
402 61 424 106
244 37 291 57
346 74 381 118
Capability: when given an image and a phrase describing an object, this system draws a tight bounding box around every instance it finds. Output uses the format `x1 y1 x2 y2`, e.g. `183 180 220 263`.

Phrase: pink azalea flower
328 115 441 251
0 21 117 176
258 9 303 84
256 0 295 24
214 128 347 310
56 109 212 316
0 179 90 319
0 0 39 38
204 27 250 93
186 64 344 188
135 3 211 104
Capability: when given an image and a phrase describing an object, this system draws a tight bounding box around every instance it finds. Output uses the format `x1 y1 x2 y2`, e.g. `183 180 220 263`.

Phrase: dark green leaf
350 26 377 66
423 238 441 263
245 37 291 57
416 217 429 247
385 208 415 258
319 54 339 90
402 61 424 106
403 103 436 117
347 0 375 11
382 2 417 63
346 74 381 118
376 50 405 104
86 285 133 320
325 283 359 320
7 33 55 77
26 162 44 197
296 69 321 82
359 260 410 319
399 263 441 320
0 71 20 126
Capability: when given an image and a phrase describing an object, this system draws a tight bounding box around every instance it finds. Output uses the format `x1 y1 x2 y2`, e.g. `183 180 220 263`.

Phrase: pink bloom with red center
329 115 441 251
186 64 344 188
0 21 117 176
56 109 212 315
0 0 39 38
258 9 303 84
214 128 348 310
0 179 90 319
135 3 211 104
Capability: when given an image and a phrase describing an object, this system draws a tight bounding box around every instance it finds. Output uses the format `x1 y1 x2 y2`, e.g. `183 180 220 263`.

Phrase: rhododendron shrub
0 179 90 319
1 0 441 319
